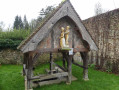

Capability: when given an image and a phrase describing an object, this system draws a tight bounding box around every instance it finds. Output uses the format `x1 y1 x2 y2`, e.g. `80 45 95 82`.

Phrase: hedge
0 29 31 50
0 39 22 49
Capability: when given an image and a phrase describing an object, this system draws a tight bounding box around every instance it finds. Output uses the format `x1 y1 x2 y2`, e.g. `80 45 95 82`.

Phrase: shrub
0 29 30 40
0 29 31 49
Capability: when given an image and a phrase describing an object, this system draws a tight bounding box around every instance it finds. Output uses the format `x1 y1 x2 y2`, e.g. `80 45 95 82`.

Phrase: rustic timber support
72 58 87 69
32 53 41 64
53 62 67 72
30 72 68 81
80 52 89 81
50 53 54 74
23 53 28 76
62 52 66 69
26 52 34 90
23 53 29 90
63 52 73 84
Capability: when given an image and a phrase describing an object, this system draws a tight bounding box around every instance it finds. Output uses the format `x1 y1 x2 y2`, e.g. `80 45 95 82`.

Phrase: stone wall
0 49 23 64
83 8 119 73
0 49 62 65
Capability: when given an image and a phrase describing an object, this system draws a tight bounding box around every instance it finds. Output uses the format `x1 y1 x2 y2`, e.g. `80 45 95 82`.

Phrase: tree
29 19 37 31
0 21 4 31
94 2 108 15
23 15 29 30
13 15 23 29
40 6 55 17
37 6 55 26
19 16 23 29
13 15 19 29
29 5 55 31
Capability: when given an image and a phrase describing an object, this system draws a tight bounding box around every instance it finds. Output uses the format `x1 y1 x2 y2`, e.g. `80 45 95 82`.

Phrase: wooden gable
18 0 97 53
36 16 86 50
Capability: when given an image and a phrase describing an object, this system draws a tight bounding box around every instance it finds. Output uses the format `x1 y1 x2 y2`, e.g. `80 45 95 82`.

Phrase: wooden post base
83 69 89 81
83 78 89 81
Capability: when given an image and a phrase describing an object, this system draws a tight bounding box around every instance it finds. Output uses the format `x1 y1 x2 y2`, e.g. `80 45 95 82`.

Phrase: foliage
40 6 55 16
29 19 37 31
88 64 95 69
0 21 4 31
0 29 30 40
0 39 21 49
23 15 29 30
94 2 108 15
31 5 55 30
0 62 119 90
13 15 24 29
0 29 30 49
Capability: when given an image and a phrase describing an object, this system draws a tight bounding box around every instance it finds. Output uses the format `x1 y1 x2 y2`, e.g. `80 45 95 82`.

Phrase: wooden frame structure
18 0 97 90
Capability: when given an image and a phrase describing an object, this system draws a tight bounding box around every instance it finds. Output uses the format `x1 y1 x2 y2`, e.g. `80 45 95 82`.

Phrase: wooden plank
53 62 67 72
30 72 68 81
30 48 88 54
31 48 59 53
73 48 88 52
32 53 41 63
72 57 88 69
72 61 86 69
32 75 77 87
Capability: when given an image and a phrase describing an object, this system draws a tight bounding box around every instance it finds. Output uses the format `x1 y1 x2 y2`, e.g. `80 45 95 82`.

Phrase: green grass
0 62 119 90
0 65 24 90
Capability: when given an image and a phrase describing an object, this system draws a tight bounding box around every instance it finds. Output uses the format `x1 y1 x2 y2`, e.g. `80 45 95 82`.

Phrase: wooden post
80 52 89 81
26 52 33 90
64 52 73 84
24 53 29 90
50 53 53 74
67 55 73 84
62 52 66 69
23 53 28 76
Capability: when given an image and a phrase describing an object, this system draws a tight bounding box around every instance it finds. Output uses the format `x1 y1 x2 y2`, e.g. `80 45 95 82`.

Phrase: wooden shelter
17 0 97 90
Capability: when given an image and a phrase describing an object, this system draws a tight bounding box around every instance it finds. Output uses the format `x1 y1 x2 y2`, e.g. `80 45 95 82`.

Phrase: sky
0 0 119 29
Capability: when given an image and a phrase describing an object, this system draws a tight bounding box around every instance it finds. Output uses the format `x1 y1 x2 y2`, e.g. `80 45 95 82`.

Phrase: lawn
0 62 119 90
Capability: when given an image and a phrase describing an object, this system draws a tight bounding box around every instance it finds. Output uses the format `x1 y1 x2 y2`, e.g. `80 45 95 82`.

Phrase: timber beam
30 48 88 54
29 72 68 81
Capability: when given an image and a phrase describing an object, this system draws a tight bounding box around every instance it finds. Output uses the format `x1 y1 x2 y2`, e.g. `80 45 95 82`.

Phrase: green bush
0 39 22 49
0 29 31 49
0 29 30 40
